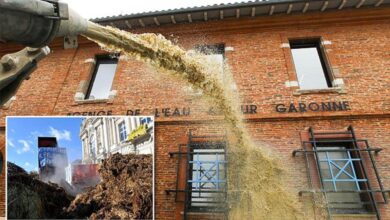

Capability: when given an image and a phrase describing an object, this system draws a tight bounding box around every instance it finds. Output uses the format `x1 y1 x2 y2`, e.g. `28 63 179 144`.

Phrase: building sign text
275 101 351 113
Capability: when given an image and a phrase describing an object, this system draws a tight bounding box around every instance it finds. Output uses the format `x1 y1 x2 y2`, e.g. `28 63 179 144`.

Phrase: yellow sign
128 124 147 142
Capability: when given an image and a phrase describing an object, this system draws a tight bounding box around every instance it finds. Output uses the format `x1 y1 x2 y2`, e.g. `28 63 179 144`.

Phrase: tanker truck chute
0 0 88 105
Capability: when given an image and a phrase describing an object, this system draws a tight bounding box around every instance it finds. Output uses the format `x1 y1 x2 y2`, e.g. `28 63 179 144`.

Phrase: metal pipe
0 0 55 17
366 143 388 204
0 0 88 47
292 147 383 156
56 7 88 38
0 7 59 47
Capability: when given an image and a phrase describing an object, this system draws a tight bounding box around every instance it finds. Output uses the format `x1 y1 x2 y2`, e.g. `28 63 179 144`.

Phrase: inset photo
6 116 154 219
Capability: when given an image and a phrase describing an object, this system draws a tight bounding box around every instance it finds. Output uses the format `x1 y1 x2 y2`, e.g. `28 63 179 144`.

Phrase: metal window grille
318 146 367 191
293 126 389 220
167 131 228 220
189 148 227 209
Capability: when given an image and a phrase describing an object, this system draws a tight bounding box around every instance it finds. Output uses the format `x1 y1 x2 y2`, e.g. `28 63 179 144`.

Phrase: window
85 55 118 100
166 133 228 217
290 38 332 90
195 44 225 78
293 126 388 217
82 140 88 159
118 121 127 142
89 134 96 159
317 144 369 214
140 117 152 125
189 148 226 210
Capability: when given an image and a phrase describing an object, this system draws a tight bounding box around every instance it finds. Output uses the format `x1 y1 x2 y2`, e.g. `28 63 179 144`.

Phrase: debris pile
7 162 74 219
65 153 153 220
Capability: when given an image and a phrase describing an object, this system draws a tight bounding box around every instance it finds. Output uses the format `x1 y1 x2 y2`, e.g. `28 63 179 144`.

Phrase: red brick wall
155 118 390 220
0 7 389 220
0 9 389 122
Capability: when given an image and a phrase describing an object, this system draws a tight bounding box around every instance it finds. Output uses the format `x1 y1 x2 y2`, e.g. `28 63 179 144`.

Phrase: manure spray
83 21 305 219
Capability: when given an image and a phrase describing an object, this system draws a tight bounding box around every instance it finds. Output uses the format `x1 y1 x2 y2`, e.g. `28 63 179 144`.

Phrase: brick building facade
0 0 390 219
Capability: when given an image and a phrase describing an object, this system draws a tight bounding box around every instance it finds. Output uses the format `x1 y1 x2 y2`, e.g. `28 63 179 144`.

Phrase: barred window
167 133 228 218
293 126 388 218
317 145 369 213
189 148 226 210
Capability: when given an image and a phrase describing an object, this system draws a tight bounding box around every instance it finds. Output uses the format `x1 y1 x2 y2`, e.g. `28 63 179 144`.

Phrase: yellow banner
128 124 147 142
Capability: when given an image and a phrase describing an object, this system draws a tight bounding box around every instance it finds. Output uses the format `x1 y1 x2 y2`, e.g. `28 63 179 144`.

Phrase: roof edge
90 0 325 22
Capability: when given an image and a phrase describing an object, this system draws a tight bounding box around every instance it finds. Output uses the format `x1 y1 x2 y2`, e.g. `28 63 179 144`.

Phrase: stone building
1 0 390 219
80 116 154 164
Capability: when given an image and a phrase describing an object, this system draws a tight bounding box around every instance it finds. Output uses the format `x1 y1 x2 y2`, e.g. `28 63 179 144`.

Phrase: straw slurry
83 21 305 219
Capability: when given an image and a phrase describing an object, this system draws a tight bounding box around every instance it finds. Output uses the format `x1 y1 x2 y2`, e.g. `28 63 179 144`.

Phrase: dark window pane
291 47 329 90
